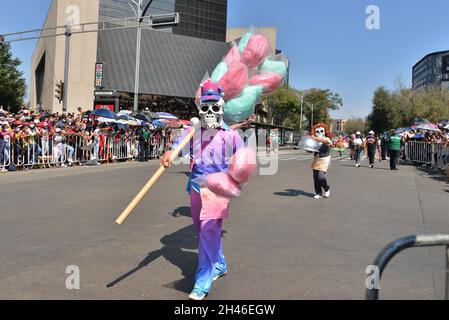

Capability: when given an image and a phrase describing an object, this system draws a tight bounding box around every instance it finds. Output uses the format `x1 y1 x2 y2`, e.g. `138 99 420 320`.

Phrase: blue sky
2 0 449 119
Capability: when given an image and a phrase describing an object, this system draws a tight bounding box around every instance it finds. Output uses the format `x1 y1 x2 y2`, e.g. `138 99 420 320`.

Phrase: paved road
0 150 448 300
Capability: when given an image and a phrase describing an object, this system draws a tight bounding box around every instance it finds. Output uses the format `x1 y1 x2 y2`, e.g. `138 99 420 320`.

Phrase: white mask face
198 101 223 129
315 127 325 138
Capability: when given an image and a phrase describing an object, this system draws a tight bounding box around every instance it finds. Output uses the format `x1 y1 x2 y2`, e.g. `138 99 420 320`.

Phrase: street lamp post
130 0 158 112
132 0 144 112
311 103 314 132
294 92 304 137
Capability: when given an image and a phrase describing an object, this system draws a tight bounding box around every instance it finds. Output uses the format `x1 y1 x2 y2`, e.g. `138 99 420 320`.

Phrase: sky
2 0 449 119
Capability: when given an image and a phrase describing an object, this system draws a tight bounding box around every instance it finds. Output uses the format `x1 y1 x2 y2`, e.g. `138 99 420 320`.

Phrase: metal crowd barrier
405 141 449 169
1 133 171 171
366 234 449 300
405 141 433 165
434 143 449 170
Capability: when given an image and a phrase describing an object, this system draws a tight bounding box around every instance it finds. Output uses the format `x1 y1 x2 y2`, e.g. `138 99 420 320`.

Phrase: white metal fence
405 141 449 169
0 134 171 171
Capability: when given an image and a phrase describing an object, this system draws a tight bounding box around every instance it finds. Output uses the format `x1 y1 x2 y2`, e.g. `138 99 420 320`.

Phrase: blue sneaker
213 269 228 282
189 288 208 301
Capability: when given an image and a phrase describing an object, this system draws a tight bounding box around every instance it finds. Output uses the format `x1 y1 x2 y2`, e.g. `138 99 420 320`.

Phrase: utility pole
294 92 304 137
63 23 72 113
131 0 157 112
133 0 143 112
311 103 314 132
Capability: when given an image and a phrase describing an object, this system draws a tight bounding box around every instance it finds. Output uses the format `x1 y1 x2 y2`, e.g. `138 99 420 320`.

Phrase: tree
263 86 343 131
263 85 301 129
345 117 367 134
0 42 26 112
368 84 449 131
367 87 395 133
303 88 342 128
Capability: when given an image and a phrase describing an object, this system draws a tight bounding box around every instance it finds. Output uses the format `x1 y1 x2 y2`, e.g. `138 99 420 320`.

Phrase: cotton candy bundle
218 63 248 101
211 61 228 83
193 27 289 127
249 73 283 94
238 32 253 53
241 34 270 69
259 56 288 79
228 148 257 184
206 172 242 198
224 85 264 124
224 45 241 65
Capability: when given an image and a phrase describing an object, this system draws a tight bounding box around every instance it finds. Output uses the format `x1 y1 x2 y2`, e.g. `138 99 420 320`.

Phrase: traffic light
55 81 64 104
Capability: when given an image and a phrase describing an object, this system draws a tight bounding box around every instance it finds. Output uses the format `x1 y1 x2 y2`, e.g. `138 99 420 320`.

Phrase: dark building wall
99 0 227 42
412 50 449 89
97 28 230 98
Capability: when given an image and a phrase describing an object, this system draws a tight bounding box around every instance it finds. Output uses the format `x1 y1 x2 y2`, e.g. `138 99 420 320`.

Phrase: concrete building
330 119 347 133
30 0 229 115
412 50 449 90
30 0 100 114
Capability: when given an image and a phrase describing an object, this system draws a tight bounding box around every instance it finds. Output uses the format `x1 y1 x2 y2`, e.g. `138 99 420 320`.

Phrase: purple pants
190 188 227 293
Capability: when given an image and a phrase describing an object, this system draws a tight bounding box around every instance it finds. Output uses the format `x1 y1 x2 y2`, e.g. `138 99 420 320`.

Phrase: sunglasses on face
315 129 325 134
200 104 221 113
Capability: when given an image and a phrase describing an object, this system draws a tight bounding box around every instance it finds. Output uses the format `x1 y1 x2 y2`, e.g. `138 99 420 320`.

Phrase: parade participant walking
353 131 364 167
162 81 245 300
365 130 377 168
309 123 332 199
389 131 404 170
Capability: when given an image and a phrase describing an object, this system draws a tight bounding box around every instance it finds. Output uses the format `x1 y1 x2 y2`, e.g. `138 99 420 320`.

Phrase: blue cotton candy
238 32 253 53
211 61 228 83
259 59 288 78
224 86 264 124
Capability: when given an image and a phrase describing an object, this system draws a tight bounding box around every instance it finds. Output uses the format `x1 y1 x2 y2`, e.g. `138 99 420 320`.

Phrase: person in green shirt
139 125 150 162
389 131 404 170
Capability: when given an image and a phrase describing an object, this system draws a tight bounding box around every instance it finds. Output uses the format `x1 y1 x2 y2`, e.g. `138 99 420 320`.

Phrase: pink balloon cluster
206 148 257 198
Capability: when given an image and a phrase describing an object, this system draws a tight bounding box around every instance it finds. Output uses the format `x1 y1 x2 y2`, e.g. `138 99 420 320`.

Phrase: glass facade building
99 0 228 42
412 50 449 90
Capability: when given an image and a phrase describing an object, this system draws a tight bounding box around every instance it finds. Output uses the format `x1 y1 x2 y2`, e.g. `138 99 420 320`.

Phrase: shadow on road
172 206 192 218
274 189 315 198
107 206 228 295
416 166 449 183
106 223 198 293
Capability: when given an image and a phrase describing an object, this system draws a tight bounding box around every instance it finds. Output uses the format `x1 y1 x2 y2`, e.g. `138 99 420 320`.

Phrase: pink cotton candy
218 63 248 101
249 73 283 94
242 34 270 69
206 172 242 198
224 45 241 65
228 148 257 184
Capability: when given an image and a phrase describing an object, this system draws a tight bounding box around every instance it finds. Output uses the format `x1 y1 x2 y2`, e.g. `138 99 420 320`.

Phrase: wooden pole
115 127 196 225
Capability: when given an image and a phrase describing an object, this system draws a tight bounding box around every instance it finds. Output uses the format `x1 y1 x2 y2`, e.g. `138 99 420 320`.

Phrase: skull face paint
198 100 224 129
315 127 326 138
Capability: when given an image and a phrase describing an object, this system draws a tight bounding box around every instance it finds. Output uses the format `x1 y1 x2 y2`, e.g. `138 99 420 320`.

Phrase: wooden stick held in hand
115 118 199 225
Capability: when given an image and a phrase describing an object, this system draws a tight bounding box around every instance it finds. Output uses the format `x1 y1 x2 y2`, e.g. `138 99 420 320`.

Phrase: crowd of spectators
0 106 175 172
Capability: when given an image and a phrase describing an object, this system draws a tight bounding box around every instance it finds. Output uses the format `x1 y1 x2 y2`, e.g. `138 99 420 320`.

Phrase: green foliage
368 84 449 131
0 42 26 112
263 86 343 131
303 88 342 127
345 117 368 134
